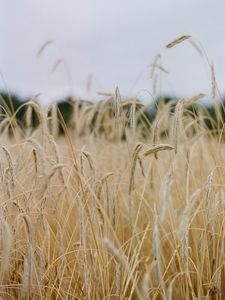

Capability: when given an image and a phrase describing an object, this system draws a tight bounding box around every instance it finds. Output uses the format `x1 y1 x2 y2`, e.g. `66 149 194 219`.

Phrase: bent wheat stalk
129 143 144 194
144 144 174 156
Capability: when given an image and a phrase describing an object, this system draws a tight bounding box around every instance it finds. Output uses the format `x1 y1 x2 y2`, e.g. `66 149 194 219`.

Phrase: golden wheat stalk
2 146 15 192
0 214 12 276
172 101 183 153
144 144 174 156
150 63 169 74
37 40 53 57
113 86 121 122
150 53 161 79
129 143 144 194
51 103 59 138
51 59 63 73
166 35 191 48
184 93 205 106
103 237 143 300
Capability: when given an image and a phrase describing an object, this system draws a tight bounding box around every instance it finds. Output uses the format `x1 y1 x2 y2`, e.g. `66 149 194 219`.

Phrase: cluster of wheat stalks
0 90 224 300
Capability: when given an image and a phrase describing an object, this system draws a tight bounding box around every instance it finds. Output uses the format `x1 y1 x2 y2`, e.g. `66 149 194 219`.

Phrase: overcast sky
1 0 225 103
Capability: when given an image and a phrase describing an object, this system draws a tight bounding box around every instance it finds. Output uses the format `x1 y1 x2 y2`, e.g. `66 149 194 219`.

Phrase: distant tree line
0 91 225 136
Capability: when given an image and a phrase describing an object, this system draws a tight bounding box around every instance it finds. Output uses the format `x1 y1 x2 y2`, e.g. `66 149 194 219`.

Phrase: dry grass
0 93 224 300
1 36 225 298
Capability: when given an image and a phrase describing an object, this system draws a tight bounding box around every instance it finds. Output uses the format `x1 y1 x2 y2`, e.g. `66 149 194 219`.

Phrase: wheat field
0 89 224 300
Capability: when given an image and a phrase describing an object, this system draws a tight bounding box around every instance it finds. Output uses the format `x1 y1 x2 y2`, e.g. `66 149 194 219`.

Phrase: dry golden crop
0 90 225 300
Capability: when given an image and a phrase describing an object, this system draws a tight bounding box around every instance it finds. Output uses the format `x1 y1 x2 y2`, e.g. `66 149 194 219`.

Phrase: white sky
1 0 225 103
